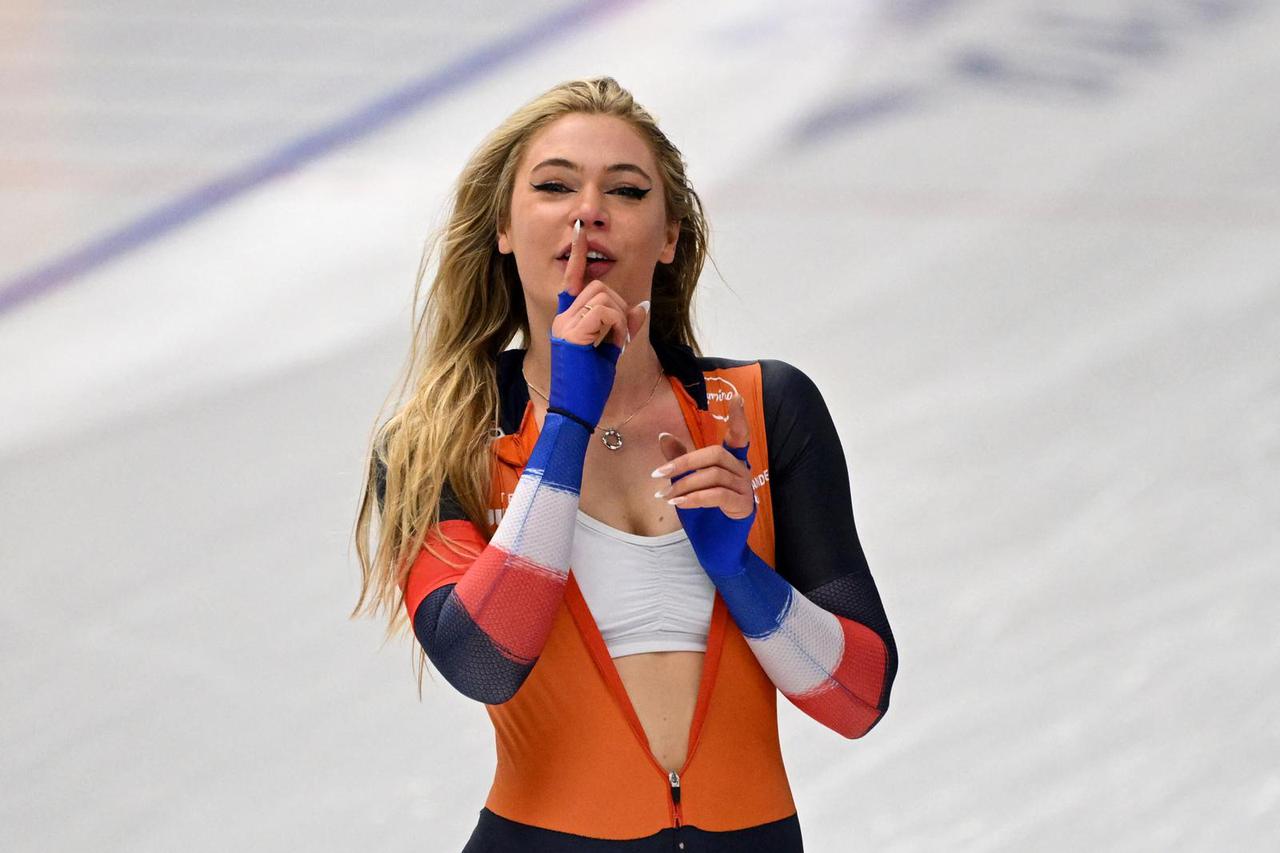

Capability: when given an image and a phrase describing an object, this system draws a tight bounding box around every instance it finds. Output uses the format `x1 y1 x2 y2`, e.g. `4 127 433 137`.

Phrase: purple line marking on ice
0 0 638 317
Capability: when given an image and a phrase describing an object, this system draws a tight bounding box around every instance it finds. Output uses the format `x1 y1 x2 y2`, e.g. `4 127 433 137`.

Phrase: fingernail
638 299 651 315
574 219 582 241
657 431 673 439
651 464 673 478
654 487 671 499
667 496 688 506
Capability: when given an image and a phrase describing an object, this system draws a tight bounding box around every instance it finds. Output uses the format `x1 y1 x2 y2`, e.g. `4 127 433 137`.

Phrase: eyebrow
530 157 653 183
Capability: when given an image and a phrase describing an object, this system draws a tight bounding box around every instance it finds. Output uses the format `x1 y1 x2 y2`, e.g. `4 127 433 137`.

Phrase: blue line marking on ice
0 0 636 317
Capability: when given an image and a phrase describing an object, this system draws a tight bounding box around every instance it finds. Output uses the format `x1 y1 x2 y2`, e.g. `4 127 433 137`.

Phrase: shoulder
730 359 841 472
688 355 835 463
757 358 823 399
692 355 827 410
372 452 466 521
692 353 819 388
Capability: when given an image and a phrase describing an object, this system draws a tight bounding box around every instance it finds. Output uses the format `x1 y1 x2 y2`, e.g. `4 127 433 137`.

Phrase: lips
556 238 615 261
584 258 614 278
556 257 616 277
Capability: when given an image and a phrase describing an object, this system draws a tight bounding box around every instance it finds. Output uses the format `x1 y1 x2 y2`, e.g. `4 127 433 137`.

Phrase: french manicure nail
574 219 582 240
651 464 673 478
667 496 687 506
639 299 651 314
654 487 671 499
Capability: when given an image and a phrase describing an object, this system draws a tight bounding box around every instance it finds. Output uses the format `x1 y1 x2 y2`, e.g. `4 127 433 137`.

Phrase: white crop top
569 509 716 659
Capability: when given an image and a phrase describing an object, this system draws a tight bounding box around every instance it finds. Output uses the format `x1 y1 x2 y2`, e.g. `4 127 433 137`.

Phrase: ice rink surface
2 1 1277 850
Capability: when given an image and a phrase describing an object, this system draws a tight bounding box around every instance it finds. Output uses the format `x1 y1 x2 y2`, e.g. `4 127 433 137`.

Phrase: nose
575 185 608 229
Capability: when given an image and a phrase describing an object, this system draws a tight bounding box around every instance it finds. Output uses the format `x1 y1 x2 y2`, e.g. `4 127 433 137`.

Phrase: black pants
460 808 804 852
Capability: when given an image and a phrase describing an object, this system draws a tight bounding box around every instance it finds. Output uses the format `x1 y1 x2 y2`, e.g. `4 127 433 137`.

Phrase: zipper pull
668 770 682 805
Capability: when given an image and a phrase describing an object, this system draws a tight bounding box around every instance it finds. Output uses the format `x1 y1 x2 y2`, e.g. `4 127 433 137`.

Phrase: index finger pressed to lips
562 219 586 298
562 230 627 312
556 221 632 346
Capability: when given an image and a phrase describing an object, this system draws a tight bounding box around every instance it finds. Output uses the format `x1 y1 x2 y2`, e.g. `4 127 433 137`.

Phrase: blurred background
2 1 1277 850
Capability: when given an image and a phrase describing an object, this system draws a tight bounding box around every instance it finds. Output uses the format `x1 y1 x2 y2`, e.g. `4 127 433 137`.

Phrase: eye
612 186 652 200
531 181 651 200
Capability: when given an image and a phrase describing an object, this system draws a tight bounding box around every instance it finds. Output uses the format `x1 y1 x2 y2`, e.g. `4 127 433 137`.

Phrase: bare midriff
533 375 705 773
612 649 704 773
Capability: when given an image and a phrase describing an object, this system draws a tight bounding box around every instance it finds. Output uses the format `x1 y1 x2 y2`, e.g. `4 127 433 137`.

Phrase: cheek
506 210 542 251
645 219 674 256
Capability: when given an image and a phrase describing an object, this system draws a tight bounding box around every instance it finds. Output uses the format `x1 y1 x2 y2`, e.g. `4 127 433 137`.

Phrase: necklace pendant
600 428 624 451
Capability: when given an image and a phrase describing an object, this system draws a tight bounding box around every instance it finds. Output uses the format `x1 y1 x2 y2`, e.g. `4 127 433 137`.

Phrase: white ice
1 1 1277 851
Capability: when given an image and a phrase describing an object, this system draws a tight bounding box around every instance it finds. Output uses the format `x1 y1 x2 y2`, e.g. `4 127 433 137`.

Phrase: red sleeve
400 519 487 618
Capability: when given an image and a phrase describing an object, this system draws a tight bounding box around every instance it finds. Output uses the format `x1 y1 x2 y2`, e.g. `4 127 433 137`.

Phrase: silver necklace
523 366 665 451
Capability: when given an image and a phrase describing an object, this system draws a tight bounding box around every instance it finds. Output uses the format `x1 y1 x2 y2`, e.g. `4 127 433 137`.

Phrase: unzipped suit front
389 338 898 850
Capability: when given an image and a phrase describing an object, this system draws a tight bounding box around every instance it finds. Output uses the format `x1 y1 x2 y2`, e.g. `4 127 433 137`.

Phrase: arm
385 410 592 705
387 251 630 703
671 360 897 738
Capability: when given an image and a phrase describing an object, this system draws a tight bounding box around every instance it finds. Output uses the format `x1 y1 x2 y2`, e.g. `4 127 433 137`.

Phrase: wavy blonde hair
350 77 713 683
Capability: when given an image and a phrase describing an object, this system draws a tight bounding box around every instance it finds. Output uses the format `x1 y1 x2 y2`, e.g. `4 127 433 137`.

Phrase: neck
523 332 664 423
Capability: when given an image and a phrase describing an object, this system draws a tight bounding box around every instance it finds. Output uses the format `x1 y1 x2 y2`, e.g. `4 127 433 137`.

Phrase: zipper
560 572 723 838
668 770 683 828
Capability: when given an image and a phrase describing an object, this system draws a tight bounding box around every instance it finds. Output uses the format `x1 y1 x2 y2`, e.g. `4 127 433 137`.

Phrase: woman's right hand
547 220 648 430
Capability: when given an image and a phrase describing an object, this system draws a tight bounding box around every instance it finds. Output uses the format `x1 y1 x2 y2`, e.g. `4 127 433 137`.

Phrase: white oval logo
705 375 740 422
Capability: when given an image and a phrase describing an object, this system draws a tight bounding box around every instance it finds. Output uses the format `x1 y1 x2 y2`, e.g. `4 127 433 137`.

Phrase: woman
353 77 898 852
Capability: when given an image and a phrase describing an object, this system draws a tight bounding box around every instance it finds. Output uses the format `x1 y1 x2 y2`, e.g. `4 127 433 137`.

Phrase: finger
625 300 649 346
622 297 650 348
656 431 688 465
567 294 627 349
652 441 748 480
585 304 627 349
665 486 755 518
656 466 751 501
582 279 633 332
580 285 629 349
724 393 749 451
559 278 632 338
557 219 586 311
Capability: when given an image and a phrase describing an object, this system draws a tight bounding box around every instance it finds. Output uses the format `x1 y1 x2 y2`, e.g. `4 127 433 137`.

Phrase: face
497 113 679 313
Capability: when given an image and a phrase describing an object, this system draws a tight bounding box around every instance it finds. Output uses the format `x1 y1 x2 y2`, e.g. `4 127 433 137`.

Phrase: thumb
627 299 650 342
657 430 686 463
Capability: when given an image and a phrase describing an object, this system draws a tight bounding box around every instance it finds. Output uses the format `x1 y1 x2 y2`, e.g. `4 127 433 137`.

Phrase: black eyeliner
530 181 651 200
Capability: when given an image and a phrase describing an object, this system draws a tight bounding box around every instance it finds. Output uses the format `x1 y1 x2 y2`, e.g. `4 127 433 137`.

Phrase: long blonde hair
350 77 712 684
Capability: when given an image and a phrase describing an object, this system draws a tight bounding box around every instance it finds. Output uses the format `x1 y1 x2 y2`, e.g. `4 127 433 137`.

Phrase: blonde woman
353 77 897 852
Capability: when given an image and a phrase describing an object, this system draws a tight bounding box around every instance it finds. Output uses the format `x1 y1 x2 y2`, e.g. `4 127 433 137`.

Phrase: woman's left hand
653 393 757 578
